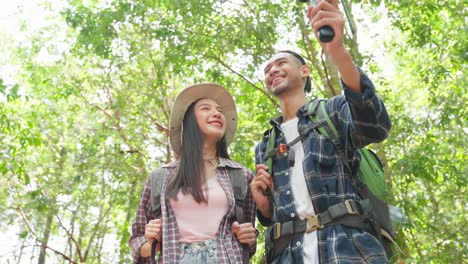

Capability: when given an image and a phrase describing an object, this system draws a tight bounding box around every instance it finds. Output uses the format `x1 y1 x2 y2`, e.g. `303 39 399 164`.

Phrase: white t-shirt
280 117 319 263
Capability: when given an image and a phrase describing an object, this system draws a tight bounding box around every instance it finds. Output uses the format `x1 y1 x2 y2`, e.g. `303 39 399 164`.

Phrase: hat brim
169 83 238 155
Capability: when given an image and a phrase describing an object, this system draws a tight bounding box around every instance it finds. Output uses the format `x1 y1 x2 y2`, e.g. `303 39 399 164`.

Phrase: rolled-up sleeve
337 69 392 148
129 178 154 264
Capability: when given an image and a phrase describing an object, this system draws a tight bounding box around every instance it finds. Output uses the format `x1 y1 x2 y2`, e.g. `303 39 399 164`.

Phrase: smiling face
194 98 226 143
263 53 309 96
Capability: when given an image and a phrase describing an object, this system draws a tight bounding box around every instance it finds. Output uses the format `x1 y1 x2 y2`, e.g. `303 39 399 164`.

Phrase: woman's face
194 98 226 143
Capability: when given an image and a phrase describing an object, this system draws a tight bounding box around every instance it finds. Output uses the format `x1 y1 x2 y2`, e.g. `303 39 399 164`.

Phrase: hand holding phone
300 0 335 42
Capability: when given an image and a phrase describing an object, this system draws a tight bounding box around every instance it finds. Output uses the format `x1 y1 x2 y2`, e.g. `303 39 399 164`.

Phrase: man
249 0 392 263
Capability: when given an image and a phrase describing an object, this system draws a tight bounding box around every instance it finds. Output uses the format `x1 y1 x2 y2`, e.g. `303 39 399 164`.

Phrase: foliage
0 0 465 263
367 0 467 262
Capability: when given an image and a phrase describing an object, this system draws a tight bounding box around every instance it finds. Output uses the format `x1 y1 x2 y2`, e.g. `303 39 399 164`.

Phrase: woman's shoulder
161 160 179 168
220 158 253 178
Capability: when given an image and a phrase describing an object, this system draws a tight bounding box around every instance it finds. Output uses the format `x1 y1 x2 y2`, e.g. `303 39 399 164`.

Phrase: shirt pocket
307 131 337 170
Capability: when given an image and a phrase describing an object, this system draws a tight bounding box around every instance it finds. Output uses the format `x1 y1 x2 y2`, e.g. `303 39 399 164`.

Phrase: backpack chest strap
264 121 324 161
268 199 369 240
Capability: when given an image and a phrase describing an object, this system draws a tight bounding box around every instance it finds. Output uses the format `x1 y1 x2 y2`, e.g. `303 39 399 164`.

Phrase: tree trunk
38 211 54 264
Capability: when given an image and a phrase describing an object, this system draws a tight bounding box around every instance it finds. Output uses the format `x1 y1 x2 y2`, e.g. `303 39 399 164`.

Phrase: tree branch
301 23 335 96
55 214 83 262
147 114 169 135
320 50 338 96
17 206 36 237
37 244 77 264
77 88 145 157
208 55 279 109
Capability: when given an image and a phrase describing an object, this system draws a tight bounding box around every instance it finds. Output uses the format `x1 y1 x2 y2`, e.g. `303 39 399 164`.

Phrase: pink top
169 176 228 243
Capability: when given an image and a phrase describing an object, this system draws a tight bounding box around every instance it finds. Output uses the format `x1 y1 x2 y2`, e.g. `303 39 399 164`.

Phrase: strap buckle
278 143 289 154
306 215 324 233
265 143 290 160
273 223 281 240
345 200 360 215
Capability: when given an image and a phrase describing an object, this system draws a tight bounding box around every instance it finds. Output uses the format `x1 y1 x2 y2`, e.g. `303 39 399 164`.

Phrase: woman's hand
139 218 162 257
232 221 256 246
145 218 162 245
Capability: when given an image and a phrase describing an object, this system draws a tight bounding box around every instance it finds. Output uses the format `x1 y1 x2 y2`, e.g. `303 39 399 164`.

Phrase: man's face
263 53 308 96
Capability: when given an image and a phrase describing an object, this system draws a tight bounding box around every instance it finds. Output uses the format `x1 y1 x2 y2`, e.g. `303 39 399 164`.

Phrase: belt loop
180 243 186 258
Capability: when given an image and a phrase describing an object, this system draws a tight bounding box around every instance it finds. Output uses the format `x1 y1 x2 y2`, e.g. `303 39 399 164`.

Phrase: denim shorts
179 238 219 264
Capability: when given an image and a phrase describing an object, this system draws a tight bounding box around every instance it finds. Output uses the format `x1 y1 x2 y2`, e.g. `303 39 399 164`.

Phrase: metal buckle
345 200 359 215
273 223 281 240
306 215 323 233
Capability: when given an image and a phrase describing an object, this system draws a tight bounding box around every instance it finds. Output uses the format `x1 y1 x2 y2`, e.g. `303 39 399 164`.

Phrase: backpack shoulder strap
150 168 166 218
226 167 250 264
227 168 248 203
308 99 353 175
309 99 339 143
149 168 167 264
264 128 276 176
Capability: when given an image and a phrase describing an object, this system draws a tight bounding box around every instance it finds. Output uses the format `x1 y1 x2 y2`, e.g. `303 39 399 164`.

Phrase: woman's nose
212 109 223 118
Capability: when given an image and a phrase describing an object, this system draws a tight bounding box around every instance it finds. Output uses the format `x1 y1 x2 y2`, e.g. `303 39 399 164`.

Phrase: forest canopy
0 0 465 263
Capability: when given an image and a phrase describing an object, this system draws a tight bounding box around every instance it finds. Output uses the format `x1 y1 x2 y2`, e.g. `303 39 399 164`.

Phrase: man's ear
301 64 310 79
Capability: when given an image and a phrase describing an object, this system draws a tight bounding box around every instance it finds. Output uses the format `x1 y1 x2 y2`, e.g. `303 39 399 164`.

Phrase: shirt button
290 213 295 218
296 241 301 246
286 190 291 195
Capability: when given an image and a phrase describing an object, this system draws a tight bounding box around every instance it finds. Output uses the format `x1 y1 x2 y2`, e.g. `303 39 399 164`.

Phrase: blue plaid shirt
255 72 391 263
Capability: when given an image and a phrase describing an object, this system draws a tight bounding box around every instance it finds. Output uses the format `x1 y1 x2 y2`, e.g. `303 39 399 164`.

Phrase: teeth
272 76 282 84
209 121 222 127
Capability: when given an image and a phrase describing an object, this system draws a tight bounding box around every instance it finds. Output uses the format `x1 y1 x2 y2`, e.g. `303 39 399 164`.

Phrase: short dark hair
278 50 311 93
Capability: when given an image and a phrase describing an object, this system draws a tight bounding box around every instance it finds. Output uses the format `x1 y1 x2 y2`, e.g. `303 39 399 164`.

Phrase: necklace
203 153 219 168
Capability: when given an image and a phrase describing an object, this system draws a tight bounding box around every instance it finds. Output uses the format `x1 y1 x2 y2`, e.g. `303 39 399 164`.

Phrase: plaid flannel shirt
255 72 392 263
129 158 256 264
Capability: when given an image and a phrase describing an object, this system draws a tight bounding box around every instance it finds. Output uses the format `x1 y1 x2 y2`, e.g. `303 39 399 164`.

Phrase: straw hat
169 83 238 155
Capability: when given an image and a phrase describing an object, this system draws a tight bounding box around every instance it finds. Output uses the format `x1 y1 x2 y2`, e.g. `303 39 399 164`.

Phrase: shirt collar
161 157 242 169
218 157 243 169
268 102 310 128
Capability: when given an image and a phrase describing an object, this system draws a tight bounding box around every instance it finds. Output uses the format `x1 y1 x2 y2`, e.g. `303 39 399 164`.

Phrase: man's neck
278 91 307 122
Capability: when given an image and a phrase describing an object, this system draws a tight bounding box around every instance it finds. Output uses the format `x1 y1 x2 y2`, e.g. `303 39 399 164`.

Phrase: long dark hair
166 99 231 203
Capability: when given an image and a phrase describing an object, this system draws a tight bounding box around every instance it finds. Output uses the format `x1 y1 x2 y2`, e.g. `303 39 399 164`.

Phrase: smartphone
307 0 335 42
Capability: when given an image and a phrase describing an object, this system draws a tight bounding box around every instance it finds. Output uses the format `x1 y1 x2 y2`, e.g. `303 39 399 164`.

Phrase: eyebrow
264 57 288 73
197 102 222 109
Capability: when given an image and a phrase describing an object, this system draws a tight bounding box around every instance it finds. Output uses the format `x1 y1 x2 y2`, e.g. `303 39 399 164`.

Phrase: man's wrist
330 48 360 92
329 46 351 66
259 203 273 219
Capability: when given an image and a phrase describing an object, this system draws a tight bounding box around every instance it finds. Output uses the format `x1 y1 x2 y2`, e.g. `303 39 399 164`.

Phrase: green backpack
310 99 388 199
311 99 406 257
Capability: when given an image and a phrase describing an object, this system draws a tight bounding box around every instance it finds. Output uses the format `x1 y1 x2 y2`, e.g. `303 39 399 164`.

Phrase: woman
129 83 257 264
